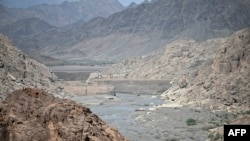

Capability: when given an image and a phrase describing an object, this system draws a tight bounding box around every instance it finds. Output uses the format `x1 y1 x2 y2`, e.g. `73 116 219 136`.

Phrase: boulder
178 78 188 88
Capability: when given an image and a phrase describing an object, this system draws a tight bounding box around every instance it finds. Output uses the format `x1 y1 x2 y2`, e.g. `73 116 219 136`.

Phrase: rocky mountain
1 0 250 64
97 38 219 80
0 0 78 8
15 0 250 62
0 34 71 101
94 28 250 112
0 17 60 53
0 17 55 39
0 0 124 27
163 28 250 112
0 88 127 141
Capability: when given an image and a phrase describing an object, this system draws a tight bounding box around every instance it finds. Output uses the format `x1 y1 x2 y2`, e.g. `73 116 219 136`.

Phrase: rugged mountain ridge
0 17 61 54
0 17 55 39
1 0 250 63
0 0 78 8
0 0 124 27
0 88 127 141
0 34 70 101
19 0 250 62
94 28 250 111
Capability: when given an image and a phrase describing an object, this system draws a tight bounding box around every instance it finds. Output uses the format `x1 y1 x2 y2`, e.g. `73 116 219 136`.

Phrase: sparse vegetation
186 118 197 126
243 109 250 115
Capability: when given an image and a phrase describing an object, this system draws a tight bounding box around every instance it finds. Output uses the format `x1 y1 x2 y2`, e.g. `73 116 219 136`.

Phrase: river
72 93 234 141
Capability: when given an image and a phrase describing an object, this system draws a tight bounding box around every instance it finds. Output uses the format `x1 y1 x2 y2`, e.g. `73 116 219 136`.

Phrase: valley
52 65 236 141
1 0 250 140
49 27 250 141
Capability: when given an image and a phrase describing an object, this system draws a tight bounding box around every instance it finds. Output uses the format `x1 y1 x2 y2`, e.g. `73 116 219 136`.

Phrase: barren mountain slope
38 0 250 61
0 34 70 101
0 0 124 27
0 17 54 38
163 28 250 112
2 0 249 62
94 28 250 111
97 38 220 80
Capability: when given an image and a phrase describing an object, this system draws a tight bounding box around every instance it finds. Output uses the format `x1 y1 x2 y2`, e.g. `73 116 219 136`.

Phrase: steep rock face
0 88 127 141
0 34 70 101
163 28 250 111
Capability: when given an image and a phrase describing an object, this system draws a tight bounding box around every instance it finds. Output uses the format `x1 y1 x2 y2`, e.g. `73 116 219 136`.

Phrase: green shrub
48 77 55 83
243 110 250 115
186 118 197 126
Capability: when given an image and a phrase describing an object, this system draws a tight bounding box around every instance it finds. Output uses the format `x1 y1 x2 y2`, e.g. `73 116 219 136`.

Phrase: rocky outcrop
0 88 127 141
0 34 71 101
163 28 250 112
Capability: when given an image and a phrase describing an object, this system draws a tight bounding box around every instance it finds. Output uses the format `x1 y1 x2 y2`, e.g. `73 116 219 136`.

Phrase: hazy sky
118 0 144 6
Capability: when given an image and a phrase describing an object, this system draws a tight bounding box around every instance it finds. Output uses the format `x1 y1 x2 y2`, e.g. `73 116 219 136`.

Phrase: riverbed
53 65 234 141
72 93 234 141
